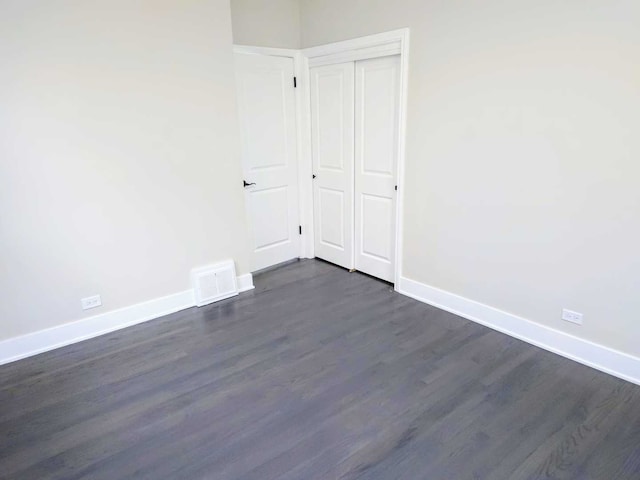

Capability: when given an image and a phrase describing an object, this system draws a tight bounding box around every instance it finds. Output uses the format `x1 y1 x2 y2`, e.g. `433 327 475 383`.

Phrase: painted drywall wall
231 0 301 48
0 0 250 341
300 0 640 357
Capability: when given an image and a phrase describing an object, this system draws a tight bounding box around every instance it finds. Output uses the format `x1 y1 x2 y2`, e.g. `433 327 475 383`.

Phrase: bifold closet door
354 55 400 282
310 62 355 270
234 53 300 271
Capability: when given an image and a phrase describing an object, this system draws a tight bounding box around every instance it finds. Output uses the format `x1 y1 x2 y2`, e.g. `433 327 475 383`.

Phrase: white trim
294 51 315 259
302 28 411 284
233 45 299 58
302 29 407 62
0 290 194 366
306 43 401 68
397 276 640 386
394 32 410 288
237 273 255 292
0 273 254 366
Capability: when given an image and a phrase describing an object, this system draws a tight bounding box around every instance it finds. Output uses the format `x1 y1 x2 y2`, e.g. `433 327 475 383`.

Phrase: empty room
1 0 639 478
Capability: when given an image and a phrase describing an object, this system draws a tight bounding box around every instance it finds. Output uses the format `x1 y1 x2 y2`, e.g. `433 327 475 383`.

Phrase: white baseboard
237 273 255 292
0 273 254 366
397 276 640 386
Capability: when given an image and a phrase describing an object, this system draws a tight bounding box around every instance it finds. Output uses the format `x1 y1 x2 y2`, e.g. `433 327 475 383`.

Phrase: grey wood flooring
1 259 639 479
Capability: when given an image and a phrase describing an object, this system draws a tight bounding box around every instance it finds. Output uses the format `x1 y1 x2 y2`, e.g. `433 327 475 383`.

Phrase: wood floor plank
1 259 638 480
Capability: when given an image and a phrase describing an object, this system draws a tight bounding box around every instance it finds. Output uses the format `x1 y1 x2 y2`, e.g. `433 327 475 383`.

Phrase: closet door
310 62 355 270
354 55 400 282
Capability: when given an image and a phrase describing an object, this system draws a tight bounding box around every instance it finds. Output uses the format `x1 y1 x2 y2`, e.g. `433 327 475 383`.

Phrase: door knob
243 180 256 187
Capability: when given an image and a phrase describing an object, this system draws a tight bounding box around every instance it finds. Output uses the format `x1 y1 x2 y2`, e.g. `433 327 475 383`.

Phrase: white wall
300 0 640 357
0 0 250 341
231 0 301 48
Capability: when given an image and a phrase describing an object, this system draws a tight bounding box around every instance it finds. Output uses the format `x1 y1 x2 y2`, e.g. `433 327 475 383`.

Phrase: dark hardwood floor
1 259 639 479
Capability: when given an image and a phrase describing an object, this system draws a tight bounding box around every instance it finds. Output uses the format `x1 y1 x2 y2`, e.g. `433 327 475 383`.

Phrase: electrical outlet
562 308 583 325
81 295 102 310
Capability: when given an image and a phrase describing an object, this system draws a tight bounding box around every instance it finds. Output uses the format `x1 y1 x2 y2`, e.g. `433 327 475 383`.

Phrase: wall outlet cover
562 308 583 325
81 295 102 310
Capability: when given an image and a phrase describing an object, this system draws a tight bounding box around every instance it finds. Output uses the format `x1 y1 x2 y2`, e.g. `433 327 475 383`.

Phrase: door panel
250 186 290 250
355 56 400 282
310 62 355 269
361 193 393 261
234 53 299 271
318 188 345 248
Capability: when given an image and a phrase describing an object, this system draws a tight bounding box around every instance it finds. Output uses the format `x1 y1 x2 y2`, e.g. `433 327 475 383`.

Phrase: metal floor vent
191 260 238 307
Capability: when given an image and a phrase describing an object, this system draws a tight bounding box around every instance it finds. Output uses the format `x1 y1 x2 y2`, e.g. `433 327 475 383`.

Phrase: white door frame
301 29 410 288
233 45 314 262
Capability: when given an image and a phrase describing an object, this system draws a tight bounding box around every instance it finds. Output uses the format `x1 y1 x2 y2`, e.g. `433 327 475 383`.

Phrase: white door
310 62 355 270
234 53 300 271
354 55 400 282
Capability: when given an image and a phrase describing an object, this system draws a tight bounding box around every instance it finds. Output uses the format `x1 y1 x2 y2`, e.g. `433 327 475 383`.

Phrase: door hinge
395 185 398 191
299 225 302 235
293 76 297 88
